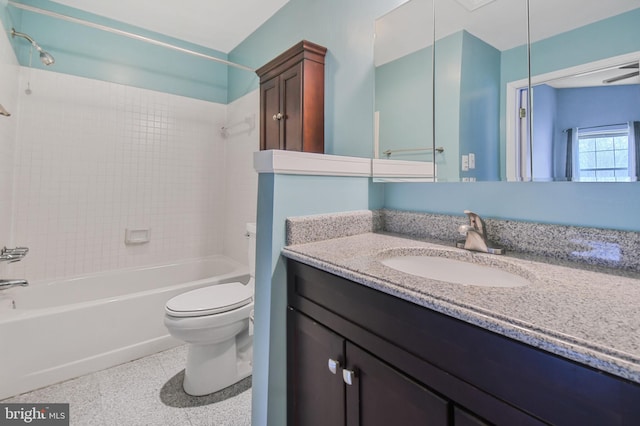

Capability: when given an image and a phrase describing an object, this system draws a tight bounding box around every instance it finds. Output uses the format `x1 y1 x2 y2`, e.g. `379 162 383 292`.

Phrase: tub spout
0 279 29 290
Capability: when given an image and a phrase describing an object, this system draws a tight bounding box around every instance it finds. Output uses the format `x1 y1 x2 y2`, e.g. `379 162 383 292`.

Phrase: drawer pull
328 358 340 375
342 368 357 385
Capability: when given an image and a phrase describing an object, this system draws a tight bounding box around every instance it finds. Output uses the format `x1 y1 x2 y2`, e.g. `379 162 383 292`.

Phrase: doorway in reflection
513 54 640 181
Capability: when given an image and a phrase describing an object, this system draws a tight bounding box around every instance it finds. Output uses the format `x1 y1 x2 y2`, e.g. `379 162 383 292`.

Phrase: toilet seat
166 282 253 318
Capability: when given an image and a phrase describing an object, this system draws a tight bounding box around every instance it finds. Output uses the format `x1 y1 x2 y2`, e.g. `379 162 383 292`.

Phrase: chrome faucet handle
2 246 29 254
457 224 473 236
463 210 486 237
457 211 504 255
0 246 29 263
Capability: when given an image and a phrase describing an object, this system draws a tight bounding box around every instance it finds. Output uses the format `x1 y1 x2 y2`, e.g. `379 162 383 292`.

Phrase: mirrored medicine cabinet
374 0 640 182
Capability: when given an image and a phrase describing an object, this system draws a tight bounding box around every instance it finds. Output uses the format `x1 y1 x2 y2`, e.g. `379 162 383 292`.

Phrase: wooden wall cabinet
287 260 640 425
256 41 326 153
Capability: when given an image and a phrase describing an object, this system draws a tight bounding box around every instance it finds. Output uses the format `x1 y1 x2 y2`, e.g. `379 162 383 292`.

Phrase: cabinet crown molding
255 40 327 78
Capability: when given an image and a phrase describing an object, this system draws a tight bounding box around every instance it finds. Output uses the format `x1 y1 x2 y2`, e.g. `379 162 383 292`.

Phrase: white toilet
164 223 256 396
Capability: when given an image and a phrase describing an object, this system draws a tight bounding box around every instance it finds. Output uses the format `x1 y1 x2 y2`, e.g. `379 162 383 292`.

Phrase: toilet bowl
164 223 256 396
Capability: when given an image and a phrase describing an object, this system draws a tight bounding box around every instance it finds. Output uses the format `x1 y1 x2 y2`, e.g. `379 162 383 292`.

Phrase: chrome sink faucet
456 210 504 255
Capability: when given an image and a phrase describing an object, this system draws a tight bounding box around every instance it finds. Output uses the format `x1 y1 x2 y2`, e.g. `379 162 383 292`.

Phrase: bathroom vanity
283 212 640 425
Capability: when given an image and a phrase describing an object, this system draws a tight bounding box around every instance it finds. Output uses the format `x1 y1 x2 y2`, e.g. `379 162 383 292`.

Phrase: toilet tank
246 223 256 277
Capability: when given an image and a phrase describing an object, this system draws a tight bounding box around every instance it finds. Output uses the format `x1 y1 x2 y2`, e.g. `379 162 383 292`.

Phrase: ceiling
375 0 640 66
544 62 640 89
50 0 290 53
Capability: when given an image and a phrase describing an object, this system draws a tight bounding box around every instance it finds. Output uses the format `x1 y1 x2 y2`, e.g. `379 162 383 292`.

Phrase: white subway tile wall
0 22 19 255
223 90 259 264
6 68 252 281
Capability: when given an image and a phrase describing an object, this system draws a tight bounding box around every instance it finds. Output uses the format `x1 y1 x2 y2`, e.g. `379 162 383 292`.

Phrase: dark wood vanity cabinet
256 41 326 153
286 259 640 426
289 310 449 426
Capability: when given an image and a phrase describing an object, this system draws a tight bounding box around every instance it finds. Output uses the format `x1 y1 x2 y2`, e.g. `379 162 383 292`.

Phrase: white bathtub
0 256 249 400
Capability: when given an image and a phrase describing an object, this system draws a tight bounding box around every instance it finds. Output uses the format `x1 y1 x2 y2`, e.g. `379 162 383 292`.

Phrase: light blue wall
459 31 500 181
556 85 640 130
434 31 463 181
531 84 556 180
374 30 500 179
499 45 529 179
434 30 502 181
228 0 409 158
253 173 383 425
375 47 433 161
533 84 640 180
530 8 640 77
235 2 406 423
5 0 234 103
383 181 640 232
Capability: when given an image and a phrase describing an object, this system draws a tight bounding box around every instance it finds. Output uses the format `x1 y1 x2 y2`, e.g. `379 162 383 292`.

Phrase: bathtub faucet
0 279 29 290
0 246 29 263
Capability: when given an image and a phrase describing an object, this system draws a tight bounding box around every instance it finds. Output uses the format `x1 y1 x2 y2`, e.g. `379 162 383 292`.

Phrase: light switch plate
461 155 469 171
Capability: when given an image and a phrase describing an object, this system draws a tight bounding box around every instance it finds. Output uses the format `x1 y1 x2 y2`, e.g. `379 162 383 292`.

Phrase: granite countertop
282 231 640 384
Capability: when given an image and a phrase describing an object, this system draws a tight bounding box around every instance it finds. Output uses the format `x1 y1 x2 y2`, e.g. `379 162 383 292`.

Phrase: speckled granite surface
381 209 640 271
287 209 640 271
282 210 640 384
286 210 382 245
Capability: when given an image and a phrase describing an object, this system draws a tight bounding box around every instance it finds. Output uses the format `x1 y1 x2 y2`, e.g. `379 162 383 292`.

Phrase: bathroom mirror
433 0 528 182
373 0 640 182
373 0 528 181
374 0 436 180
518 1 640 182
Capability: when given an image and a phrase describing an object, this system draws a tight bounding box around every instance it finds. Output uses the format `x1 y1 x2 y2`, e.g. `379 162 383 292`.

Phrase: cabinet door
345 342 450 426
281 63 303 151
260 76 281 150
454 407 491 426
288 310 345 426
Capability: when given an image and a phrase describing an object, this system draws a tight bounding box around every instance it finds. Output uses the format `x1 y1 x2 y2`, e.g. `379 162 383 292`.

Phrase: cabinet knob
328 358 340 375
342 368 357 385
272 113 283 121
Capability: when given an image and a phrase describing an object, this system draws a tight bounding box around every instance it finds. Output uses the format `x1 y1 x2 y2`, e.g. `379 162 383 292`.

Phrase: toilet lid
165 282 253 317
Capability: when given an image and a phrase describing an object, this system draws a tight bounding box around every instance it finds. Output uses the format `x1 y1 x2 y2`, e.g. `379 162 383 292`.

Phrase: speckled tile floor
1 345 252 426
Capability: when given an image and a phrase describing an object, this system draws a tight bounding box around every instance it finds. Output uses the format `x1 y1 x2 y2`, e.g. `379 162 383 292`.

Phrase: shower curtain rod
8 1 256 72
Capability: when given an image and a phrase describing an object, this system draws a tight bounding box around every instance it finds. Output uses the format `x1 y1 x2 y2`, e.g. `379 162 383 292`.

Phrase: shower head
10 28 55 66
39 50 55 66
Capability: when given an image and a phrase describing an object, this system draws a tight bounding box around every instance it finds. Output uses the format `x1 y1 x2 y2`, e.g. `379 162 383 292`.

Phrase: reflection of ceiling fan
603 62 640 84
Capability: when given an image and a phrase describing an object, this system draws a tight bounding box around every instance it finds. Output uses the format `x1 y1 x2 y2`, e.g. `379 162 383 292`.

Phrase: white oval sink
381 256 530 288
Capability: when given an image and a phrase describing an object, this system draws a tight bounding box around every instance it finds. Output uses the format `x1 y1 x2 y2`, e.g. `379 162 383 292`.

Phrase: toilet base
182 328 253 396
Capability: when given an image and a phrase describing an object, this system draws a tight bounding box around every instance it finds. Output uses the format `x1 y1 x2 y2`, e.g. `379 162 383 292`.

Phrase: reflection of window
574 125 635 182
